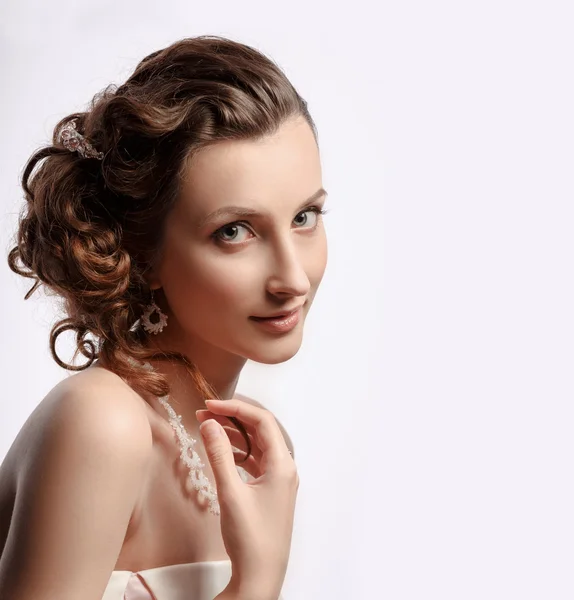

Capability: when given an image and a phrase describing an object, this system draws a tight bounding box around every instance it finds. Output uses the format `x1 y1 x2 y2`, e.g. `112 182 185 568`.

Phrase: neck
139 326 247 420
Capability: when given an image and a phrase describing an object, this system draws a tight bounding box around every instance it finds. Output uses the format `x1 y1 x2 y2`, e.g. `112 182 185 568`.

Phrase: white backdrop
1 1 573 599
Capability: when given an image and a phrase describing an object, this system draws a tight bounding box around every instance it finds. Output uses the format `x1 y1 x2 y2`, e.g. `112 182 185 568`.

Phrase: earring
141 289 168 335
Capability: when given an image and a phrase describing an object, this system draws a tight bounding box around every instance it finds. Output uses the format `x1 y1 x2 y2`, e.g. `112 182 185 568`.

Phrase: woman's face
152 115 328 365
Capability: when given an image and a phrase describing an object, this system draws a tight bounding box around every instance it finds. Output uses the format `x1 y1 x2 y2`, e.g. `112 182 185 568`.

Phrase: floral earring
141 288 168 335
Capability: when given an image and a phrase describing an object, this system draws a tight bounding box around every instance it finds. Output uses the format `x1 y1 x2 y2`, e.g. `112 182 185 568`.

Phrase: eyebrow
196 187 328 228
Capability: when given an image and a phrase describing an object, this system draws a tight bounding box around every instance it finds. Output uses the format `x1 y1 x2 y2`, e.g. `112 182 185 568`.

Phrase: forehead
176 116 322 218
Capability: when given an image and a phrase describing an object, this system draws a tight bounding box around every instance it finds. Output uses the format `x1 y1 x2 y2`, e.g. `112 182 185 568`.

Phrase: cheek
309 233 328 286
169 253 258 317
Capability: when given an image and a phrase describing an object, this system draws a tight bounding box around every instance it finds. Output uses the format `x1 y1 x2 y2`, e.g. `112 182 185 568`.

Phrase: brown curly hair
6 34 318 460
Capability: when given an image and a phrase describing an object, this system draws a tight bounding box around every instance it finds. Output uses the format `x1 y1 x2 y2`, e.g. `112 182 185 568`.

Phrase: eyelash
211 205 329 246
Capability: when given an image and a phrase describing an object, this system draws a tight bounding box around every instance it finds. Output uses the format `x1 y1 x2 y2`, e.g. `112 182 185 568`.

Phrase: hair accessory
58 119 104 160
141 289 168 334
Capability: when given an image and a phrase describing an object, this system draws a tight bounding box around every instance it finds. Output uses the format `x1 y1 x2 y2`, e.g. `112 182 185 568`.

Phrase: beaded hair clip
58 119 104 160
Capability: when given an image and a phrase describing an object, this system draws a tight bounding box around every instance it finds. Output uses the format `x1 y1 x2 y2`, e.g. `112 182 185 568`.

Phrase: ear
143 275 161 291
234 393 295 459
145 277 162 291
144 256 163 291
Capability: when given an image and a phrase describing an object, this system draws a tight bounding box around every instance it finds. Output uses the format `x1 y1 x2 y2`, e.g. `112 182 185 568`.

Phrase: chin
254 351 300 365
243 336 303 365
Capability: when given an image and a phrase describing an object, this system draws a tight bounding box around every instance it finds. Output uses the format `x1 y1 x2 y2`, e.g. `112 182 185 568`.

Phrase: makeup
250 307 301 333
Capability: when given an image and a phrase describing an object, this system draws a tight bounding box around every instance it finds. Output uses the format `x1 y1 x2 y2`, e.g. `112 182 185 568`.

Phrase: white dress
102 559 286 599
102 559 234 600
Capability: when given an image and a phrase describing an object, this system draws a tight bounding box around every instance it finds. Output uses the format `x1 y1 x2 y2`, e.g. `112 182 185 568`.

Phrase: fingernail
200 419 222 441
195 409 210 419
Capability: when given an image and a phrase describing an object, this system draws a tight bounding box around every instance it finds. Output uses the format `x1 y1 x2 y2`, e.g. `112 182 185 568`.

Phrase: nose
265 238 311 299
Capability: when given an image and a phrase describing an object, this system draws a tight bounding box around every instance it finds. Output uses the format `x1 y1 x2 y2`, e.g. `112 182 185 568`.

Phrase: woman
0 35 328 599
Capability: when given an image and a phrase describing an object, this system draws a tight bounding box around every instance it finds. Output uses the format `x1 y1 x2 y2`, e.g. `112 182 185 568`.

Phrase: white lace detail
157 391 220 516
127 357 221 516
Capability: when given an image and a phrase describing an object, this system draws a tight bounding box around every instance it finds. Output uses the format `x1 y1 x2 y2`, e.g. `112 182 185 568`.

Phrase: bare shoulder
234 393 295 458
4 365 152 482
0 366 153 599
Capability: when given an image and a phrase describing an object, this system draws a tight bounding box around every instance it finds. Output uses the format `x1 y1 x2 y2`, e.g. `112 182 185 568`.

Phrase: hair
7 34 318 460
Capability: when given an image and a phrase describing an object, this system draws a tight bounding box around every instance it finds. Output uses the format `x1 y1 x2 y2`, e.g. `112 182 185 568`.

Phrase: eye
293 206 326 229
212 223 252 244
211 206 328 246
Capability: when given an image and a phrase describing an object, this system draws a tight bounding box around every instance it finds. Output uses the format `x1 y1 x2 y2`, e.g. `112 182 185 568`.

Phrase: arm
214 586 277 600
213 568 286 600
0 379 153 600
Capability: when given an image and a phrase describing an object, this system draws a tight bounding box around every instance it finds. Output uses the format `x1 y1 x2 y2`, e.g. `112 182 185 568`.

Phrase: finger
197 407 257 436
205 399 290 466
224 426 261 461
199 405 286 456
199 419 242 494
197 411 260 460
195 409 255 450
196 410 233 429
232 451 262 479
199 409 295 461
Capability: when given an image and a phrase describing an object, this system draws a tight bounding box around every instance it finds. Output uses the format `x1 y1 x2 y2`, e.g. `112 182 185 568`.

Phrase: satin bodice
102 560 232 600
102 559 285 599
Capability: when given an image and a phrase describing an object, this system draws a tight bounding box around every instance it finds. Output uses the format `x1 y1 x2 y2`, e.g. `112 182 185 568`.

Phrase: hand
196 399 298 599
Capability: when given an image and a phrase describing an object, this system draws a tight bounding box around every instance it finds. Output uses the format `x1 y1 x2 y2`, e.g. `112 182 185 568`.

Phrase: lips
249 306 302 333
250 306 303 320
